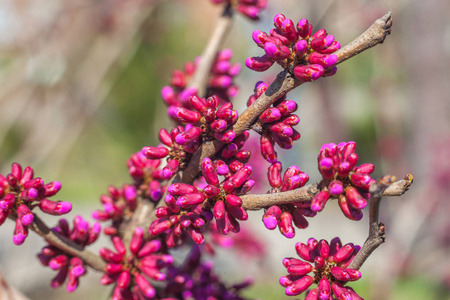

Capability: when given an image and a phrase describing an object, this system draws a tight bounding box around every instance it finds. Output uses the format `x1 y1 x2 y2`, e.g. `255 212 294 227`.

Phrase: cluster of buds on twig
263 162 311 238
37 216 100 292
248 81 301 161
161 49 240 107
281 237 362 298
0 163 70 245
246 15 340 81
313 142 376 220
100 227 173 298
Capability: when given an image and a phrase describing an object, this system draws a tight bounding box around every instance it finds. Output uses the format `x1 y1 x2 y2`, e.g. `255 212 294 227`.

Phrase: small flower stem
240 175 413 210
180 11 394 183
188 3 234 96
28 215 106 272
348 174 413 270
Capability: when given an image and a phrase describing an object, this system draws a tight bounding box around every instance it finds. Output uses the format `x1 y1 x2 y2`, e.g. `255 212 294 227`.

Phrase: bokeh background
0 0 449 299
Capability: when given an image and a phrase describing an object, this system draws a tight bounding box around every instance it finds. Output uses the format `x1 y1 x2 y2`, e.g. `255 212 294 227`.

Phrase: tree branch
188 4 234 96
180 11 394 183
241 174 413 210
348 174 413 270
28 215 106 272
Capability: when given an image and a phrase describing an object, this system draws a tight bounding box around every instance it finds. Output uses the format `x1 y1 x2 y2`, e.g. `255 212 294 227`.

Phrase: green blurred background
0 0 448 299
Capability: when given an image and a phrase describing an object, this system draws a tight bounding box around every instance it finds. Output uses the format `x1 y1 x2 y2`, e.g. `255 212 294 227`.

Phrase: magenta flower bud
317 278 331 300
312 29 327 40
294 64 325 82
130 227 144 254
99 248 124 264
161 86 178 106
111 236 126 257
175 126 202 145
216 103 234 119
226 194 242 207
318 158 335 179
296 19 312 38
43 181 62 197
344 187 367 209
252 30 271 47
280 18 298 42
320 41 341 54
202 158 219 186
116 271 130 289
210 75 232 88
203 185 220 198
260 134 277 163
167 106 201 123
176 193 205 208
279 211 295 238
280 174 307 191
268 162 282 188
281 114 300 126
0 193 15 210
0 210 8 226
291 209 308 229
350 172 372 188
355 163 375 174
285 275 314 296
305 288 319 300
311 191 330 212
11 163 22 180
282 165 300 181
260 108 282 123
168 183 197 196
39 199 72 215
189 95 207 113
273 14 286 30
269 123 293 137
331 267 361 282
210 119 228 133
20 187 38 201
263 205 282 230
17 204 33 226
215 160 229 175
157 128 173 147
294 39 308 56
214 60 230 73
49 254 68 270
295 242 313 262
142 146 168 159
245 55 274 72
264 42 290 60
338 195 363 221
231 166 252 188
329 180 344 196
135 273 155 298
13 218 28 245
308 52 338 68
213 200 226 220
186 227 205 244
287 262 313 276
162 159 179 179
214 130 236 143
70 257 85 277
19 166 33 185
179 87 197 106
229 160 244 173
279 275 294 287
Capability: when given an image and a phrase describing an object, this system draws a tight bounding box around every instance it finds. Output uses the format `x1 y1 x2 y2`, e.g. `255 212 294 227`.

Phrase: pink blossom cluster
247 81 301 161
209 0 268 20
280 237 362 299
314 142 375 220
246 14 340 81
37 216 100 292
163 245 254 299
0 163 70 245
100 227 173 299
161 49 240 108
263 162 312 238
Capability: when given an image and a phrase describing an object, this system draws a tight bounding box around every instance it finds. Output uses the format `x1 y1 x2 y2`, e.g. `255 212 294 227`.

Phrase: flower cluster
92 185 138 235
100 227 173 299
280 237 362 299
313 142 375 220
161 49 240 107
246 14 340 81
127 150 165 202
189 95 239 143
37 216 100 292
247 81 301 161
164 245 254 299
0 163 70 245
143 125 200 179
263 162 312 238
209 0 267 21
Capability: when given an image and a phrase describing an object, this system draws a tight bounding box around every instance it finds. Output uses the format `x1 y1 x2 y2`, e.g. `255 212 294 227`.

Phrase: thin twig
348 174 412 270
188 3 234 96
28 215 106 272
241 175 413 210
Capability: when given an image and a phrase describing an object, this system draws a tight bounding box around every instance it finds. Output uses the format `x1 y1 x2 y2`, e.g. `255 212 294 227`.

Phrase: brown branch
241 175 413 210
28 215 106 272
348 174 413 270
188 4 234 96
180 11 394 183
